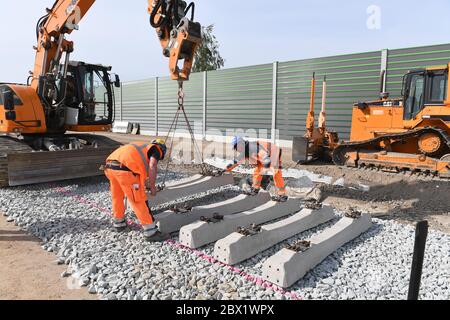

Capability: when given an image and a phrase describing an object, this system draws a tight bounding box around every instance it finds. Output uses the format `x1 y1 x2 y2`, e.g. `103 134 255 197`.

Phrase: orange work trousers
105 169 154 226
253 164 286 195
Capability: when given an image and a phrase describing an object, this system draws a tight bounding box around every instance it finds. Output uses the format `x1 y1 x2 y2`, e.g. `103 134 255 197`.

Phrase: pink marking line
53 186 302 300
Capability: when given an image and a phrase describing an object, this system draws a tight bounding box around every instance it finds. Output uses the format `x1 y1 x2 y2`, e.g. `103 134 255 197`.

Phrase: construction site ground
297 163 450 234
0 132 448 300
0 214 94 300
95 132 450 233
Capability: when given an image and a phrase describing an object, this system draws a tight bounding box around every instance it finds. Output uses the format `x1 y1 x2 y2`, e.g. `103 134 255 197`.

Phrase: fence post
407 220 429 300
381 49 389 93
155 77 159 137
203 71 208 139
271 61 278 143
120 83 123 122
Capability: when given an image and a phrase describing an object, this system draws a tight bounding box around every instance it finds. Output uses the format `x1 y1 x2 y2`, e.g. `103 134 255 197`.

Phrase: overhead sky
1 0 449 83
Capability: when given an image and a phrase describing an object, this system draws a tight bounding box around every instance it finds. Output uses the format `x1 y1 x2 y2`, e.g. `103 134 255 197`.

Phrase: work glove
226 163 235 171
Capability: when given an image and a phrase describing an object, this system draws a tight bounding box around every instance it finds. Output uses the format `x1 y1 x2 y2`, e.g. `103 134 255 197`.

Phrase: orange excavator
0 0 201 186
295 65 450 178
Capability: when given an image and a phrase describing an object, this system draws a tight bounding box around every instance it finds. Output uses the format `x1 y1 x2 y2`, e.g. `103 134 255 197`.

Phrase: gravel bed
0 174 448 300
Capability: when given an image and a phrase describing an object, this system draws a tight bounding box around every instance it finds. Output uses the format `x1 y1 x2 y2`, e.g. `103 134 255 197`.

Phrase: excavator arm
0 0 202 187
149 0 202 80
30 0 201 93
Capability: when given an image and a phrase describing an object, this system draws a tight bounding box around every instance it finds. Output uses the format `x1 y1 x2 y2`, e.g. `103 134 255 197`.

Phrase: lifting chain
160 81 208 190
285 240 311 253
178 81 185 107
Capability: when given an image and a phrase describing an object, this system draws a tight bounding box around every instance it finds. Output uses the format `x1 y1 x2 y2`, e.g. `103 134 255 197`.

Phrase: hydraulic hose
184 2 195 21
35 13 49 40
150 0 167 28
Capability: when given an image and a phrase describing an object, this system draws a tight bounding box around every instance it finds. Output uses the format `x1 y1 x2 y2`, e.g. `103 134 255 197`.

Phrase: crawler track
0 134 121 187
332 127 450 179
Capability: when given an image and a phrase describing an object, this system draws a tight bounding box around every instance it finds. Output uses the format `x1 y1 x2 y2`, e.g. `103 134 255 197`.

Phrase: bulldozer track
332 127 450 179
0 137 34 187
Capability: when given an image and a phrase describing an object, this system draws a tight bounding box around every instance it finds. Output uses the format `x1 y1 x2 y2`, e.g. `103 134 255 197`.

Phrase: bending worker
225 136 288 202
105 139 170 242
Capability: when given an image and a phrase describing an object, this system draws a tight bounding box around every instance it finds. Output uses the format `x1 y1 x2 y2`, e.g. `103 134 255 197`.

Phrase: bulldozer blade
292 137 310 164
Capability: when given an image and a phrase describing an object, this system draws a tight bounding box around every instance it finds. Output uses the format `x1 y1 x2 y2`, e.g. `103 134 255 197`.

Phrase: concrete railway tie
156 191 272 234
213 205 336 265
149 174 235 208
179 199 301 249
262 213 372 288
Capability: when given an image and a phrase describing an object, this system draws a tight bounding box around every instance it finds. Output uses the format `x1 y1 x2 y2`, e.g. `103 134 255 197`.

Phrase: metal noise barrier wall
115 43 450 141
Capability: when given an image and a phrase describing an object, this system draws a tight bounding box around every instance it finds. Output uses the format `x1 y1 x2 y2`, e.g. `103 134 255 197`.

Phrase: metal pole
155 77 159 137
271 61 278 143
381 49 388 93
203 71 207 139
120 82 123 122
407 220 429 300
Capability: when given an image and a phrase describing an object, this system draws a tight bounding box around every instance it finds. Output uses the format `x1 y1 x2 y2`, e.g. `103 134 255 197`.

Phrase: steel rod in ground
407 220 429 300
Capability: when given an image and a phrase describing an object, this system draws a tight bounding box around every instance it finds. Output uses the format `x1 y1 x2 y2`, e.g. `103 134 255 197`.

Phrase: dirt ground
161 161 450 233
0 214 95 300
294 162 450 234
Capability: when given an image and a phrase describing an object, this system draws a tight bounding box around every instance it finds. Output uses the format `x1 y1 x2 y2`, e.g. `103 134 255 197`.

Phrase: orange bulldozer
293 64 450 179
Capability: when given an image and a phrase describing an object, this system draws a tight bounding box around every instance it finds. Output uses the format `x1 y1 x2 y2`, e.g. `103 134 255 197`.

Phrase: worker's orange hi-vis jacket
106 142 164 186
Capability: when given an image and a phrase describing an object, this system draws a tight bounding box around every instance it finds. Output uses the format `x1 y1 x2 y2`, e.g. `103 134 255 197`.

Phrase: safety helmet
152 139 167 160
231 136 244 149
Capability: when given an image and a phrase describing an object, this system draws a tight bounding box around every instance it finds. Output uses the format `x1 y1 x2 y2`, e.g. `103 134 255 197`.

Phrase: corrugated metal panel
113 85 122 121
115 43 450 142
386 44 450 97
277 51 382 140
206 64 273 136
158 72 203 134
119 79 156 134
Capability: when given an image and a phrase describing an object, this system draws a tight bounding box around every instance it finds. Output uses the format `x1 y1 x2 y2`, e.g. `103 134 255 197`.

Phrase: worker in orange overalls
225 136 288 202
105 139 170 242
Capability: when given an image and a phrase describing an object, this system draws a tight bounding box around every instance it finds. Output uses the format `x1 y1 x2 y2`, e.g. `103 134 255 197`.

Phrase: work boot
113 218 127 232
272 195 288 203
145 231 171 243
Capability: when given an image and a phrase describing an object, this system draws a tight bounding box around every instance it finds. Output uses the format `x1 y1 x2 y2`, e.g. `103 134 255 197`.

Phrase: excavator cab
64 61 118 131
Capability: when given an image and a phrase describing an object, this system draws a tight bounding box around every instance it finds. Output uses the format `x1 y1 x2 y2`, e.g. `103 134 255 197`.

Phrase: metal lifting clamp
345 209 362 219
200 213 224 223
169 205 193 214
237 224 262 237
304 201 323 210
285 240 312 253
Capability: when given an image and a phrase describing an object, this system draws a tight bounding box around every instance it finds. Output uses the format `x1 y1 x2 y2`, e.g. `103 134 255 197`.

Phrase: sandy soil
0 214 95 300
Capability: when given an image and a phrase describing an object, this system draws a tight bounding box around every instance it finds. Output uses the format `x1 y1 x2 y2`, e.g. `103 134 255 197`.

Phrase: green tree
192 24 225 72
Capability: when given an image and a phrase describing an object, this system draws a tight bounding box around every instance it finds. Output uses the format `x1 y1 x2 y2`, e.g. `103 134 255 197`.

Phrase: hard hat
152 139 167 160
231 136 244 148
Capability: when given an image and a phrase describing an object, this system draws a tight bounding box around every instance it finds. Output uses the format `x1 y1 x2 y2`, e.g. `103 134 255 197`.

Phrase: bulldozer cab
402 68 448 120
64 61 118 128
